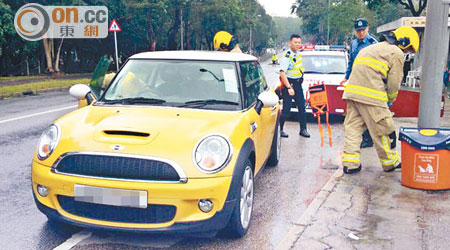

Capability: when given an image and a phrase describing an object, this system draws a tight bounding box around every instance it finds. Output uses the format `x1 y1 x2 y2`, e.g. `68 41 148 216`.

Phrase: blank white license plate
74 184 148 209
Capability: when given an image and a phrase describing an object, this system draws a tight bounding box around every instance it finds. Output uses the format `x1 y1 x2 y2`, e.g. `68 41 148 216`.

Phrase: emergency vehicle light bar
299 45 347 51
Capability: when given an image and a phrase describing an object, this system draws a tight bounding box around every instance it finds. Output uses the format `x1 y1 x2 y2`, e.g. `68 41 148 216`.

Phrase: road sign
108 19 121 32
109 19 121 72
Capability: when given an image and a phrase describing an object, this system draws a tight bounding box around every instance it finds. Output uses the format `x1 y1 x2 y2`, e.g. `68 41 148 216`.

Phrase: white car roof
300 50 346 56
129 50 258 62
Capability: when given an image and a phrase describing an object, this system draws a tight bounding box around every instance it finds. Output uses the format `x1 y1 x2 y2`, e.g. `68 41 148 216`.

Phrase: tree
291 0 328 43
1 0 279 76
291 0 375 44
124 0 170 51
272 17 302 46
369 0 410 27
1 0 40 75
395 0 427 16
328 0 375 44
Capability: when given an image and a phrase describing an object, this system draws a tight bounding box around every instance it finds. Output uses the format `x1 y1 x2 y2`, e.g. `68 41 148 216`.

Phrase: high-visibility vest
283 51 304 78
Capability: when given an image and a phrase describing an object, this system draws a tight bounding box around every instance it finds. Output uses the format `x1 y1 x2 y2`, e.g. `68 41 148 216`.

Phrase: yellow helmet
392 26 420 53
213 31 237 51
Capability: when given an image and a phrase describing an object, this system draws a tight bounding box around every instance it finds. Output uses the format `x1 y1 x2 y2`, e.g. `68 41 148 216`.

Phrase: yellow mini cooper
32 51 281 237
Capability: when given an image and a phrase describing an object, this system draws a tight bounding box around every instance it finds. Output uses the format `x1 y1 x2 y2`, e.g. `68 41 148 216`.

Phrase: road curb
276 168 343 250
0 86 71 100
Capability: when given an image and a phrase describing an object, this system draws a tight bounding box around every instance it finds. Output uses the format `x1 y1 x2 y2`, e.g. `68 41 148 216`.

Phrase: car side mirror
70 84 91 100
70 84 94 107
255 91 279 115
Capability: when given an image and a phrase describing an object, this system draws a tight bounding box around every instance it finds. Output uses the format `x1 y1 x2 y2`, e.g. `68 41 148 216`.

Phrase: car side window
240 61 265 108
257 63 268 90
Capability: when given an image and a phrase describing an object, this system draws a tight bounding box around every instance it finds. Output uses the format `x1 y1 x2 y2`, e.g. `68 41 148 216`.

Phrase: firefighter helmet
213 31 237 51
392 26 420 53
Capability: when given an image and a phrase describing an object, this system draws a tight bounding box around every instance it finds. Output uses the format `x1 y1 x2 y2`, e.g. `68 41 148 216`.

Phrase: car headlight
193 134 232 173
37 124 61 160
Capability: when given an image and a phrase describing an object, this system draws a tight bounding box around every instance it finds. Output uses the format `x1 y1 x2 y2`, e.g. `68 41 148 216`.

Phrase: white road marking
0 105 77 125
53 230 92 250
76 234 185 248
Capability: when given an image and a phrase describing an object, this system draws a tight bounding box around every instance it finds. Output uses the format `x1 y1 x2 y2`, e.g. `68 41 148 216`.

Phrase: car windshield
302 55 346 74
101 59 241 110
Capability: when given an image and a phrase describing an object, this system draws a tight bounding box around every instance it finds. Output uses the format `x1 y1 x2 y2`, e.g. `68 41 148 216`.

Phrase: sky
257 0 297 17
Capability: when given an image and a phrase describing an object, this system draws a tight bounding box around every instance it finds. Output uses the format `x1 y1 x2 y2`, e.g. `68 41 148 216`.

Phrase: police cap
354 18 368 31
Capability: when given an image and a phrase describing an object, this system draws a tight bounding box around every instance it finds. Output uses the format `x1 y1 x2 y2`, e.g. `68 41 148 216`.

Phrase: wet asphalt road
0 59 343 250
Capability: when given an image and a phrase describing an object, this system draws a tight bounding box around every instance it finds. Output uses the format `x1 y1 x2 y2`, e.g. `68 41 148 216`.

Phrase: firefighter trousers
343 100 401 171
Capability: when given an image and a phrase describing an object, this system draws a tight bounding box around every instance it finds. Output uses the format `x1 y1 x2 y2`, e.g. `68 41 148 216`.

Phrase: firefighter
341 18 378 149
213 31 243 53
342 26 419 174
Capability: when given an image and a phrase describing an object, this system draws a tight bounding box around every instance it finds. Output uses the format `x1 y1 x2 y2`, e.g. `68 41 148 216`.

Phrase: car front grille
58 196 176 224
54 153 181 182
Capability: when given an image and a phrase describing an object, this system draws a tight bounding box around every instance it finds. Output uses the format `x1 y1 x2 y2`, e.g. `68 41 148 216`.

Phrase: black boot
361 139 373 148
299 128 310 138
361 130 373 148
343 165 362 174
384 163 401 172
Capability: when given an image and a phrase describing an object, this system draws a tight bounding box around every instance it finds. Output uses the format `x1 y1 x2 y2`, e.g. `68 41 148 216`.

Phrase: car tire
225 159 254 238
267 122 281 167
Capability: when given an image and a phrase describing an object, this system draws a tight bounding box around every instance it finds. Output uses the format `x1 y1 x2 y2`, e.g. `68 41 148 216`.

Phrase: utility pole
249 14 261 55
327 0 330 44
418 0 450 127
180 8 184 50
249 27 252 55
25 60 29 76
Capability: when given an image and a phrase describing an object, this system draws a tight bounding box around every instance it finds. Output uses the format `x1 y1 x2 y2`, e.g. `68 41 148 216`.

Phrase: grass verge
0 73 92 82
0 75 47 82
0 78 90 97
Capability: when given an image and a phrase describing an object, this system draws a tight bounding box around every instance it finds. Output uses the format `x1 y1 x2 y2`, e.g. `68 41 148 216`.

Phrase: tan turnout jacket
343 41 404 107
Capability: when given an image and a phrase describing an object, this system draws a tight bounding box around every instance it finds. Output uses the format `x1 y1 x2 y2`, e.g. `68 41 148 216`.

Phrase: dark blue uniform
345 34 378 80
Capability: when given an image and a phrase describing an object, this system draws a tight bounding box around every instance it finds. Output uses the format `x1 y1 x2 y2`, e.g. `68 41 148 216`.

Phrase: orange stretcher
309 81 332 147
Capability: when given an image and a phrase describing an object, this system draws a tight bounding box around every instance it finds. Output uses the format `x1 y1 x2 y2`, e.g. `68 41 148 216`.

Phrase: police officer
342 26 420 174
341 18 378 148
279 34 309 138
213 31 243 53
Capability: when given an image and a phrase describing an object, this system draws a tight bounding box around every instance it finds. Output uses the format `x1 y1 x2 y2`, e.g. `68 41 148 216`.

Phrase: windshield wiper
199 68 224 82
179 99 239 107
102 97 166 105
303 71 324 74
326 71 346 74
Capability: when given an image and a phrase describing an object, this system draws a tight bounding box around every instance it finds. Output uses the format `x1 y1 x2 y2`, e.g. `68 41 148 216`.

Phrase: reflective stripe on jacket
343 41 404 107
283 51 304 78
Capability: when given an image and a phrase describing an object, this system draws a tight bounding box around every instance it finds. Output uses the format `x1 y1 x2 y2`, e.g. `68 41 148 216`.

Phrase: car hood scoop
103 130 150 137
93 115 157 145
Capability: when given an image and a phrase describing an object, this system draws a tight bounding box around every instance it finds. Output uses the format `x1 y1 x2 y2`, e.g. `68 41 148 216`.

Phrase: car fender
226 138 255 203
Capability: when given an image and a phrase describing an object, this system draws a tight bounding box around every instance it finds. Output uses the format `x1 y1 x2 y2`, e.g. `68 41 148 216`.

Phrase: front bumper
32 161 235 233
34 193 235 234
